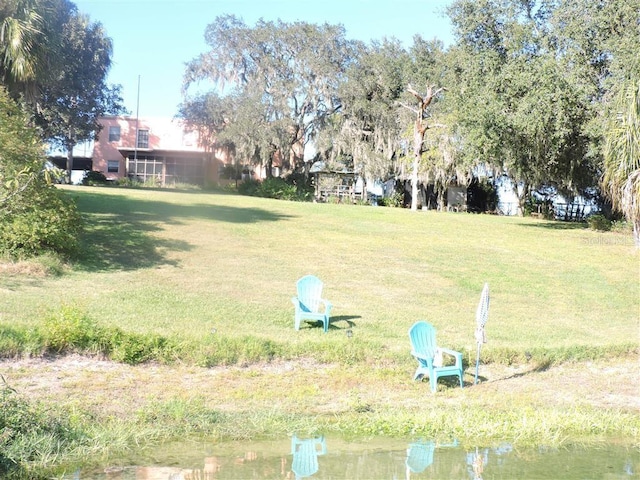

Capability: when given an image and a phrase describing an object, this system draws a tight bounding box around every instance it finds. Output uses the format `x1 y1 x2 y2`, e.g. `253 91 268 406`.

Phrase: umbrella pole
474 342 482 385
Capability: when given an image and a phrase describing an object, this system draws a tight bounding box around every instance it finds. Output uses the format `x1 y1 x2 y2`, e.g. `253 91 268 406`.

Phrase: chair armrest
410 350 433 367
439 347 462 365
320 299 332 316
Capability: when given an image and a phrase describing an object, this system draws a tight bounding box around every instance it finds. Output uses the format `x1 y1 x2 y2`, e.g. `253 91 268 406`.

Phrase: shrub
81 170 109 185
113 176 141 187
220 164 241 180
0 87 83 259
378 192 404 207
587 214 612 231
259 177 298 200
38 304 181 364
42 305 100 353
107 329 174 365
610 219 631 233
237 177 311 200
0 184 83 258
467 179 499 213
237 179 261 196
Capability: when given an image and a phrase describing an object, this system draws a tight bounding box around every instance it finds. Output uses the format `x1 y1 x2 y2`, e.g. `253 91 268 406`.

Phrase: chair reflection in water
405 441 435 478
291 435 327 479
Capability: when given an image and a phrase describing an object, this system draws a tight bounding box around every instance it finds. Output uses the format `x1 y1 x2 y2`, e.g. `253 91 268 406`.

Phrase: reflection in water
291 435 327 479
69 436 638 479
467 447 488 479
405 439 460 480
405 441 435 476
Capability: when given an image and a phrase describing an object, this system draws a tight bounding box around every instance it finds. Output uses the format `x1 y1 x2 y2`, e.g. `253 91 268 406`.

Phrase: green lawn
1 185 638 477
1 185 637 365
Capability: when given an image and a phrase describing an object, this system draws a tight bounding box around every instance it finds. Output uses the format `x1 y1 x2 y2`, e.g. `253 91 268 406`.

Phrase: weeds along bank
1 354 639 479
0 186 638 477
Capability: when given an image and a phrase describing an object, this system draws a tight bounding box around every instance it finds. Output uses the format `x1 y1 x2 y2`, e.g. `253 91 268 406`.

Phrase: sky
73 0 455 119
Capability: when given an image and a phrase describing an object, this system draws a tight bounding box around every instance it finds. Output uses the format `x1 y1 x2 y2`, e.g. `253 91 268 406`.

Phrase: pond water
65 436 638 479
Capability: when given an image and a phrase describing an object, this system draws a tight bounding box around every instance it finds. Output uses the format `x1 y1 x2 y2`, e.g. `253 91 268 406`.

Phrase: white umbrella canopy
474 283 490 385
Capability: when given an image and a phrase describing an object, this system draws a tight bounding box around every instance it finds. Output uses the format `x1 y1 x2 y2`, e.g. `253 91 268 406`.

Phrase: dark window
108 126 120 142
137 129 149 148
107 160 119 173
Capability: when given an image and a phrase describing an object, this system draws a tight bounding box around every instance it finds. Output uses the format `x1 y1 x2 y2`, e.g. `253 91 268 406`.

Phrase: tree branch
398 102 420 115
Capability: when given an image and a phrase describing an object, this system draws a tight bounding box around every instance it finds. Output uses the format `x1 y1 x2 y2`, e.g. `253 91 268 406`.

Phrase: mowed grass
1 185 638 478
0 184 637 366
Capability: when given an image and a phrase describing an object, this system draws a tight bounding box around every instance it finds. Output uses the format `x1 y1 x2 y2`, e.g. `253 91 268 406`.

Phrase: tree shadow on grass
300 315 361 332
75 215 192 271
73 190 295 224
516 220 588 230
71 190 295 272
330 315 361 329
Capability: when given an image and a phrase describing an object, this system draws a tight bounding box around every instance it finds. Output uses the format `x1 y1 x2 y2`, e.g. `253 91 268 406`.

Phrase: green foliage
259 177 299 200
0 87 83 259
0 386 79 479
523 197 554 220
237 177 311 201
610 219 632 233
38 304 178 365
601 80 640 245
106 329 175 365
183 15 358 173
0 326 34 360
219 164 241 180
42 305 100 353
467 179 499 213
377 192 403 207
113 176 141 187
587 214 612 232
446 0 610 202
237 179 261 196
0 185 83 258
81 170 109 185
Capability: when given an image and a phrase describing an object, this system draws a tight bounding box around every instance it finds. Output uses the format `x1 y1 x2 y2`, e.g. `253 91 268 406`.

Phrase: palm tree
602 80 640 247
0 0 45 96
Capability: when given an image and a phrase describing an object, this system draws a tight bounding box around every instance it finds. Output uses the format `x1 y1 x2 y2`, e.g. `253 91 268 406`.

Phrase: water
66 436 638 479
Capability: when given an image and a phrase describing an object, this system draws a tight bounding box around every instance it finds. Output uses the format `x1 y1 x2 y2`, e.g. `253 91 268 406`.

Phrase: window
108 126 120 142
137 129 149 149
107 160 119 173
128 154 162 184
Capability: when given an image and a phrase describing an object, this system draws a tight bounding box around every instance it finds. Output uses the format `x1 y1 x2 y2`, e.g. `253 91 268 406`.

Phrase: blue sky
74 0 454 118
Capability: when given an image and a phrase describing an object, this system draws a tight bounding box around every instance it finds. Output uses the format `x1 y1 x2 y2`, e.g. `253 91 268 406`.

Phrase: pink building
92 116 230 186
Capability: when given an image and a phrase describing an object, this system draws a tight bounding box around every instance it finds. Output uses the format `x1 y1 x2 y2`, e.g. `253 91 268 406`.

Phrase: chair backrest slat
409 321 437 359
297 275 323 313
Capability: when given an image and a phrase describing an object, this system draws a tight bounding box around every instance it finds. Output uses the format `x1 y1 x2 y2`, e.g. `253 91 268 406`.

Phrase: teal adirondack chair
291 435 327 479
409 321 464 392
292 275 332 332
406 441 435 474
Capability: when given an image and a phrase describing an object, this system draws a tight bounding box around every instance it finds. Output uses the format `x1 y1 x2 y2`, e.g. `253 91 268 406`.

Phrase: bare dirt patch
1 354 638 419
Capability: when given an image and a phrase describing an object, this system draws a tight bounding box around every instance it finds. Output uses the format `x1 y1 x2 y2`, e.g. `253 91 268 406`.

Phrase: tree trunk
411 122 425 211
65 122 76 184
66 143 75 184
438 189 445 211
266 153 273 179
405 84 445 211
411 155 420 211
511 180 529 216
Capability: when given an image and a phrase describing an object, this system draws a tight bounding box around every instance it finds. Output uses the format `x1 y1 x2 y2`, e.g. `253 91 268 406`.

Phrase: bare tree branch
398 101 420 115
